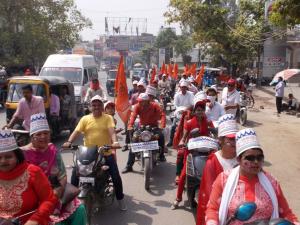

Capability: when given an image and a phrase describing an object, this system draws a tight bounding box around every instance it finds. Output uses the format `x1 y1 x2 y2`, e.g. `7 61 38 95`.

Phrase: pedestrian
287 93 298 111
275 77 285 116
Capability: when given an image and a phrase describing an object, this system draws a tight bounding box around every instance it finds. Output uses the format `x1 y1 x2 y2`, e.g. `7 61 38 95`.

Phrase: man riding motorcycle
205 85 225 124
158 74 171 94
221 79 240 116
62 95 127 211
3 84 45 131
130 80 146 105
84 78 106 103
122 93 167 173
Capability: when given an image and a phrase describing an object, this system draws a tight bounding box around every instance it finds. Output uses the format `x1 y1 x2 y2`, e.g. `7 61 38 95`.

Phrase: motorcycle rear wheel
144 157 151 190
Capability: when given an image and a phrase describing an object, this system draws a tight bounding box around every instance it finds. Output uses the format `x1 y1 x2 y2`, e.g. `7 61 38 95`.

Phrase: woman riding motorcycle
21 113 87 225
0 129 57 225
206 128 299 225
171 91 214 209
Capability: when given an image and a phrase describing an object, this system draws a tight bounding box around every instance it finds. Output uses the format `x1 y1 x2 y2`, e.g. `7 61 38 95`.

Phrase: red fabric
150 67 156 84
173 64 178 79
173 110 192 148
176 148 189 201
184 116 213 138
0 163 57 225
196 153 223 225
205 171 299 225
128 102 166 128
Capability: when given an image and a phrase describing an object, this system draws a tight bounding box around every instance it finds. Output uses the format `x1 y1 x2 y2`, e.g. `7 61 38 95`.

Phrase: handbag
61 183 80 207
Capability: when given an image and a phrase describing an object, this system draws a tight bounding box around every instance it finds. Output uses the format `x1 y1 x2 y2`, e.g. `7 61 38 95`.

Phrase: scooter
69 145 119 225
11 129 30 146
185 129 219 208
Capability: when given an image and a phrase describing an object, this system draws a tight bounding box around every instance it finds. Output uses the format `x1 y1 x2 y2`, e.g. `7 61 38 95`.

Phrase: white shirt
275 81 284 97
174 91 194 108
206 102 225 123
221 87 240 115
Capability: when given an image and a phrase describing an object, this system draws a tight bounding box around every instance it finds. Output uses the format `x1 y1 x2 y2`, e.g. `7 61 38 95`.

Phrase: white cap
133 80 138 85
0 130 18 152
30 113 50 136
180 80 189 87
194 91 207 106
162 74 167 77
207 85 218 93
146 85 157 97
91 95 103 103
218 114 239 138
138 93 150 101
236 128 262 157
188 136 219 151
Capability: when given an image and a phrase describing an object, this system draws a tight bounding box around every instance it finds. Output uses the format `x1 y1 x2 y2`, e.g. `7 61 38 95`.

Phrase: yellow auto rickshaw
6 76 77 138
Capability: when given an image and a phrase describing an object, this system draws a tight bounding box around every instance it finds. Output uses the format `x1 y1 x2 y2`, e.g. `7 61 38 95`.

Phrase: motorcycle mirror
234 202 257 221
269 219 294 225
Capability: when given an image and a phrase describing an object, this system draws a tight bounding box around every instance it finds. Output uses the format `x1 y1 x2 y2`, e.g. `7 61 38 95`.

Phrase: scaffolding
105 17 147 36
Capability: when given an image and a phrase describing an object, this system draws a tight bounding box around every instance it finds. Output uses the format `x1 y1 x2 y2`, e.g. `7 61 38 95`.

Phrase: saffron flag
184 64 189 75
195 64 205 85
115 56 131 123
150 67 156 84
189 64 197 77
173 63 178 79
160 62 166 74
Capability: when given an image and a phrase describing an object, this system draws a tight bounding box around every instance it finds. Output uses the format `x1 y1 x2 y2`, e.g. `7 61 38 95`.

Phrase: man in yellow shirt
63 95 126 210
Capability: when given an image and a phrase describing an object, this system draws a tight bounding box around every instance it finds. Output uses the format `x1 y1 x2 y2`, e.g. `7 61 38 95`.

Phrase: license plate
130 141 159 153
79 177 95 185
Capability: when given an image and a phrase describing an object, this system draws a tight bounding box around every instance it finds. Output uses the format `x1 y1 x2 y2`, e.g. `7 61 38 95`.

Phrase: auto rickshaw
106 69 117 96
5 76 77 139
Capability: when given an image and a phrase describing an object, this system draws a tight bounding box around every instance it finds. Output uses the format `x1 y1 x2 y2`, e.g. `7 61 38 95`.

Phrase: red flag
195 64 205 85
173 63 178 79
184 64 189 75
150 67 156 84
115 56 131 123
160 62 166 74
189 64 197 77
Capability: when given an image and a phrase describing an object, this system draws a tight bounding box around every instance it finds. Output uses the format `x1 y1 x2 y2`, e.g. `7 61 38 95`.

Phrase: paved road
1 73 299 224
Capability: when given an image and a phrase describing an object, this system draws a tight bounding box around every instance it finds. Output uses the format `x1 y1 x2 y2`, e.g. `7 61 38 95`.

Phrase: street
0 71 299 225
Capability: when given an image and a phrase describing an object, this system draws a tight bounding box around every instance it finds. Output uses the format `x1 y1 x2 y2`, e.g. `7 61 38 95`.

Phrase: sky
74 0 179 41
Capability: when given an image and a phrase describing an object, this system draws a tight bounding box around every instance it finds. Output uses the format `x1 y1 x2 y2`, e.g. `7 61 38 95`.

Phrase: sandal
171 199 181 210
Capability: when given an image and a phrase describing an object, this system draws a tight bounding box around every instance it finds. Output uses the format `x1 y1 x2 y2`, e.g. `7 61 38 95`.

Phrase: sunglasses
243 154 264 162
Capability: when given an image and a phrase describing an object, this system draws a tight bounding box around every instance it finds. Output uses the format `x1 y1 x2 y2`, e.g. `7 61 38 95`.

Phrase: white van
39 54 98 115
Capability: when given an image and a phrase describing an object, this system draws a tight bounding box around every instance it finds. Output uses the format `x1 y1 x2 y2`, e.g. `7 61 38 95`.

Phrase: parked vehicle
39 54 98 115
69 145 118 225
186 131 219 208
106 69 117 97
130 126 160 190
6 76 77 137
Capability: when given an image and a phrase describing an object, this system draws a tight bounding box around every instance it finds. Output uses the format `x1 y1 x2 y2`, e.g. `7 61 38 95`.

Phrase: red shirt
184 116 213 137
128 102 166 128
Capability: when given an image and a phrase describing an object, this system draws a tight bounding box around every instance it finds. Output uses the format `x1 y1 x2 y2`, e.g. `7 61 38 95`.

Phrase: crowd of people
0 69 299 225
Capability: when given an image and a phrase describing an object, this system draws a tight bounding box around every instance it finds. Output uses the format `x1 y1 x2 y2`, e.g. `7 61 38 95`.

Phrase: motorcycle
130 126 160 190
69 145 119 225
186 129 219 208
11 129 30 146
0 211 35 225
159 89 173 112
239 92 248 126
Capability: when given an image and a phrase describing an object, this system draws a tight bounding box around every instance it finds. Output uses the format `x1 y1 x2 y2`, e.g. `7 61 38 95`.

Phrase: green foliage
270 0 300 27
0 0 91 67
154 28 177 49
166 0 267 73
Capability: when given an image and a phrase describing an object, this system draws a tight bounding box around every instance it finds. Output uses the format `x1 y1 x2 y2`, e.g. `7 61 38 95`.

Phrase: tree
173 30 194 65
165 0 267 75
270 0 300 27
0 0 91 68
140 44 156 67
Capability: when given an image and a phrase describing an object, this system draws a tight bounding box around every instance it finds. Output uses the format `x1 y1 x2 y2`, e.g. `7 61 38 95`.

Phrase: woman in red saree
0 129 57 225
205 128 299 225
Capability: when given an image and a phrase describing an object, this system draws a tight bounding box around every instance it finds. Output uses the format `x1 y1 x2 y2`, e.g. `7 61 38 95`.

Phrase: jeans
168 118 178 145
71 155 124 201
126 129 165 167
276 97 283 113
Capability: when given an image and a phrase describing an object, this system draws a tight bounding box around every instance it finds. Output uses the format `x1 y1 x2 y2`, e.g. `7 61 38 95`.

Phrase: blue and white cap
188 136 219 151
218 114 238 138
236 128 262 157
30 113 50 136
0 130 18 152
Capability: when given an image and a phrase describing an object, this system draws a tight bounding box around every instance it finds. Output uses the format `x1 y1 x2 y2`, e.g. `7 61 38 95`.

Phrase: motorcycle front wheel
144 157 151 190
240 109 247 126
81 195 93 225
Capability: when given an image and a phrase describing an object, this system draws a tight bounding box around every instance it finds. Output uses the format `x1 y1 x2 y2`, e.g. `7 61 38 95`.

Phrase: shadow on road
245 120 263 128
93 195 154 225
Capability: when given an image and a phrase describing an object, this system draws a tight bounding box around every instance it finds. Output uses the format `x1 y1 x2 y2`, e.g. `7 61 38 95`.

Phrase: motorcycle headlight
77 160 95 176
140 130 152 142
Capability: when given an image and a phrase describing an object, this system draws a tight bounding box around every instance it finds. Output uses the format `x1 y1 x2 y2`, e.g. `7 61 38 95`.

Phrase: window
7 83 47 102
40 67 82 84
83 69 88 84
